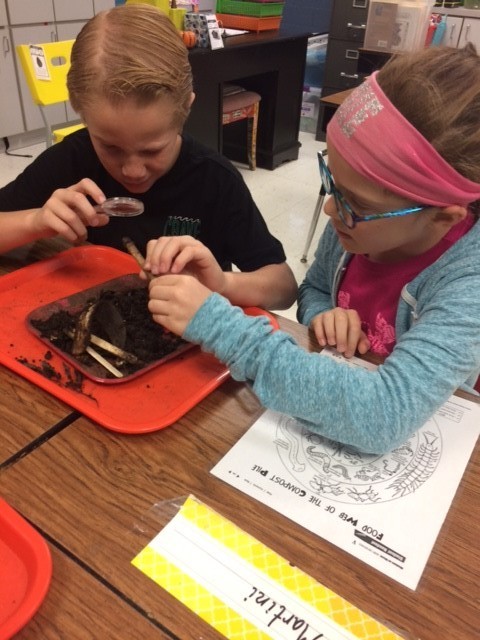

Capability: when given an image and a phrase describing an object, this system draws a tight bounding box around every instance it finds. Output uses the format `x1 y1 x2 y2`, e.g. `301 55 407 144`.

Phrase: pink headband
327 72 480 207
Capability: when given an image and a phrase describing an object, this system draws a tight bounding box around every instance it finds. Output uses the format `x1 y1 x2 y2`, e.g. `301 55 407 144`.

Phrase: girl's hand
31 178 109 243
310 307 370 358
143 236 227 293
148 273 212 336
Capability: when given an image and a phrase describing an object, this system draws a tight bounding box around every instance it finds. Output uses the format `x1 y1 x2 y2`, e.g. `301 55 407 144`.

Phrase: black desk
186 31 309 170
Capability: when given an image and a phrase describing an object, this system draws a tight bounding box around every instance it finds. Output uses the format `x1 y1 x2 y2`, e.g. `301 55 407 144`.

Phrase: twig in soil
122 237 153 281
89 333 142 365
72 299 98 355
65 330 124 378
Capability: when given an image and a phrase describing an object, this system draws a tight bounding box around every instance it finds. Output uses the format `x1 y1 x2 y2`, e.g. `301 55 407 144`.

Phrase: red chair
222 84 261 171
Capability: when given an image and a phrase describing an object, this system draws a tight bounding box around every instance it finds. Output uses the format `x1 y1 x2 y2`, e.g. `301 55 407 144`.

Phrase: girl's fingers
312 308 366 357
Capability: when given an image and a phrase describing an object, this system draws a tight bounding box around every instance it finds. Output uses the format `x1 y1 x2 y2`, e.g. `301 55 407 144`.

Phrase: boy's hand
31 178 109 243
310 307 370 358
143 236 227 293
148 273 212 336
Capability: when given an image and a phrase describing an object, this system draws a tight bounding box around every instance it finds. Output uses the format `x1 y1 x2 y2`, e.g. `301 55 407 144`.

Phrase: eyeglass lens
318 153 355 228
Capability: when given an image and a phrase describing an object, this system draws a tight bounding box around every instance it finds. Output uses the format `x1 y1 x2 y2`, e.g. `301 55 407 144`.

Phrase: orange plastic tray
0 246 277 433
216 13 282 32
0 498 52 639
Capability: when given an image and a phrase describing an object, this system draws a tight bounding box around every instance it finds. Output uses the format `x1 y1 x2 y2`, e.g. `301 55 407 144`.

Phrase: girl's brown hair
67 4 193 128
377 44 480 184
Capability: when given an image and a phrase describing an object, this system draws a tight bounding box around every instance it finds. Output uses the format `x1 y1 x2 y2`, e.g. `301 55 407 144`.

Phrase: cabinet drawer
0 1 7 26
54 0 93 22
458 17 480 49
444 16 463 48
324 39 362 90
7 0 55 24
329 0 368 41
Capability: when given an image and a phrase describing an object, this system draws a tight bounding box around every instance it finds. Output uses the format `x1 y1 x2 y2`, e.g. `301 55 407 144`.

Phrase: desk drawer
324 39 363 90
329 0 368 41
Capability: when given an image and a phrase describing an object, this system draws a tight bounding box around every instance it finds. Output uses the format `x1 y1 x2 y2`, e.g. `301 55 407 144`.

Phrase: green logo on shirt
164 216 201 237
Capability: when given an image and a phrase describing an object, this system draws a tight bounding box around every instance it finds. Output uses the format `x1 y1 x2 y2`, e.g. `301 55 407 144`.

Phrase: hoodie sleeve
184 230 480 457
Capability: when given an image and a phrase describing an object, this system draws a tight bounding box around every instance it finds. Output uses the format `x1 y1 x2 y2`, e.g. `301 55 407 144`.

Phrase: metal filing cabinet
321 0 369 99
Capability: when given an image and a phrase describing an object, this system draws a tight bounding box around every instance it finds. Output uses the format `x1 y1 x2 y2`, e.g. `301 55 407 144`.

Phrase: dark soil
17 353 86 392
30 287 189 379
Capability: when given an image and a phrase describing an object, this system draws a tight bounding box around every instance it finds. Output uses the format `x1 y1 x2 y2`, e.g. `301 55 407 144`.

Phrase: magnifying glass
95 197 144 217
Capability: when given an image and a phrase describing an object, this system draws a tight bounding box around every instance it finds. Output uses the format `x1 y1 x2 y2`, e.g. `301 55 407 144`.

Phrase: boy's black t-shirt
0 129 286 271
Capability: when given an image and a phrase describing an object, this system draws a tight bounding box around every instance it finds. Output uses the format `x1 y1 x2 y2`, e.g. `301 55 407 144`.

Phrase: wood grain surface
1 242 478 639
15 544 172 639
0 360 73 466
0 238 72 276
1 315 478 640
0 240 77 465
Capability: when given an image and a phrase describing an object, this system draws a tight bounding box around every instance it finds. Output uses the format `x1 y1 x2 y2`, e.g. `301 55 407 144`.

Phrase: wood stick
89 333 142 365
85 344 124 378
65 330 124 378
122 237 153 280
72 300 97 355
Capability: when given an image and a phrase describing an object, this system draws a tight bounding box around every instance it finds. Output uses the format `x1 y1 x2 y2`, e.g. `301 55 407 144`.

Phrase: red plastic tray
0 498 52 639
0 246 278 433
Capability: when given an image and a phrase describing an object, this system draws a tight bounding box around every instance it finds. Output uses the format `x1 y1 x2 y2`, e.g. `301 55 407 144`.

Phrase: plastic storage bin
216 13 282 31
216 0 284 16
364 0 435 53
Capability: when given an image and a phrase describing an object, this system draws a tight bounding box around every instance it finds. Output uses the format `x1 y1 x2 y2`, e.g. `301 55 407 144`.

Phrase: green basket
216 0 284 17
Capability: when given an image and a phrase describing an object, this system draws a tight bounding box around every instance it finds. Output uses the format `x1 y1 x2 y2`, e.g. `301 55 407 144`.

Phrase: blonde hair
67 4 193 127
378 44 480 185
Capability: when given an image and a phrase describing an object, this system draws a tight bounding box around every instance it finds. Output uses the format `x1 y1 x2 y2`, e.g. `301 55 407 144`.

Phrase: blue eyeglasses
317 150 428 229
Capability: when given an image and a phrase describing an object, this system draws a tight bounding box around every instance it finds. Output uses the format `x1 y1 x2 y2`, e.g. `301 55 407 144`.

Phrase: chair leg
301 186 325 263
247 102 259 170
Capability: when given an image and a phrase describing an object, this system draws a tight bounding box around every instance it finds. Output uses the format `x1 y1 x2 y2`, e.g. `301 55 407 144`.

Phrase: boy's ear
433 205 468 227
189 92 196 108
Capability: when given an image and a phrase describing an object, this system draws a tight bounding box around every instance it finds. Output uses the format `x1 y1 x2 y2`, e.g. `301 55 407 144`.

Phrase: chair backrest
16 40 75 107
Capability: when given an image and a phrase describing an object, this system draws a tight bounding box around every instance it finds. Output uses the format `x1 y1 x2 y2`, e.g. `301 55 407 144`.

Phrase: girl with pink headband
144 45 480 453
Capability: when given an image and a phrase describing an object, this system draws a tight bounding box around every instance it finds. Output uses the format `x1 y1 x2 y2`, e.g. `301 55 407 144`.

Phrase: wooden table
0 240 76 466
0 241 479 639
15 546 168 639
315 88 353 142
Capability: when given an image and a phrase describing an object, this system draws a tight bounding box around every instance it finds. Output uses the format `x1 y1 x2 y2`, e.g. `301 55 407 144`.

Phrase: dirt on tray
29 286 189 380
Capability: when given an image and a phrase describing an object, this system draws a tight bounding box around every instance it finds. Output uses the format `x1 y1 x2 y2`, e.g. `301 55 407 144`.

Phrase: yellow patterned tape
132 496 403 640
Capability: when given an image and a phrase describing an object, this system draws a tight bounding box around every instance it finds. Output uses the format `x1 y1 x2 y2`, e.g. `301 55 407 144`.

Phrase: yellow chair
16 40 84 147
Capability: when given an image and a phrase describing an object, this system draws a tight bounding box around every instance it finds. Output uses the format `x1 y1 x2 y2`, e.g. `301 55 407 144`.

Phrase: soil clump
30 286 188 379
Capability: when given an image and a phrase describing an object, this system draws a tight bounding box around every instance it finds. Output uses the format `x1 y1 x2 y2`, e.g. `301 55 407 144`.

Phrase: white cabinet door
93 0 115 13
7 0 55 25
53 0 93 22
56 20 88 122
0 28 24 136
11 24 67 131
0 0 7 27
458 17 480 48
56 20 87 40
444 16 463 48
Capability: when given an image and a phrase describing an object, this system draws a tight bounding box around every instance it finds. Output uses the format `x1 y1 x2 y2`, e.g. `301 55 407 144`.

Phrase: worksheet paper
211 350 480 590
